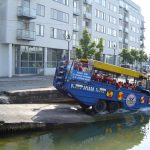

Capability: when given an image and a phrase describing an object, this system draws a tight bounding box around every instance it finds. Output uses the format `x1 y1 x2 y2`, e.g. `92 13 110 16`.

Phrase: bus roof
81 59 147 79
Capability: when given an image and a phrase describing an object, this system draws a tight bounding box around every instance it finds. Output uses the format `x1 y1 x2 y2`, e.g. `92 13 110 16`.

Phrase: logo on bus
140 96 145 104
126 94 136 107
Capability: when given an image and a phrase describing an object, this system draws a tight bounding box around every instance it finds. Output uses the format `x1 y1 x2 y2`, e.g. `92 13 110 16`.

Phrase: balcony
84 0 92 5
140 43 144 48
85 27 91 33
73 8 80 16
125 28 128 33
140 35 145 40
73 24 79 32
119 14 123 19
83 12 92 20
125 17 129 22
17 6 36 19
17 29 36 41
141 27 145 30
73 40 79 47
119 26 123 30
124 38 128 43
119 37 123 41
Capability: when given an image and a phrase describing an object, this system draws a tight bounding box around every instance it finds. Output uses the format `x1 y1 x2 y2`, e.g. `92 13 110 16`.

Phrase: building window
51 9 69 23
36 4 45 17
107 28 111 35
108 41 116 48
95 23 105 33
50 27 68 40
102 0 106 7
108 3 117 13
47 49 68 68
119 42 123 49
36 24 44 36
108 15 116 24
107 28 117 37
95 10 106 20
94 0 106 7
15 45 44 74
53 0 69 6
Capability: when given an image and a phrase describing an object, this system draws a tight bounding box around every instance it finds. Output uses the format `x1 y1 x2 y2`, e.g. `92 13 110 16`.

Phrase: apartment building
0 0 144 77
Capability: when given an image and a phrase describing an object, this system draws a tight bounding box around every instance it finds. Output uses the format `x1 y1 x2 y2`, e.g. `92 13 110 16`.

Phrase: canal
0 112 150 150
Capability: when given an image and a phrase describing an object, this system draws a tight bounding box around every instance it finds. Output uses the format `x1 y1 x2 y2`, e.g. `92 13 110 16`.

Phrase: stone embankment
1 88 74 104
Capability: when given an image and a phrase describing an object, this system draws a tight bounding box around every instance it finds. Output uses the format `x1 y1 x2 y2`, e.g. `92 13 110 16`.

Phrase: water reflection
0 112 150 150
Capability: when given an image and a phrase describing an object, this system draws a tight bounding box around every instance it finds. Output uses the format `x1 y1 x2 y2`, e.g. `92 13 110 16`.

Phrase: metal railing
73 24 79 31
17 6 36 19
17 29 36 41
73 8 80 15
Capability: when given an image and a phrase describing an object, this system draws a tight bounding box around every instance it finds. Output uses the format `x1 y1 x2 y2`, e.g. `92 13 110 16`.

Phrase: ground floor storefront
0 43 68 77
0 43 118 77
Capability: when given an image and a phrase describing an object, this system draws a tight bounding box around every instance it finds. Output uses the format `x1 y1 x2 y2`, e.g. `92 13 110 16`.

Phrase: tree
130 49 139 69
119 48 131 64
138 50 148 63
76 29 96 59
95 38 104 61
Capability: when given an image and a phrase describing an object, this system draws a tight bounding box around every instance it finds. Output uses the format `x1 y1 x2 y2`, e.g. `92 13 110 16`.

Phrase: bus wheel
107 102 119 113
92 101 107 113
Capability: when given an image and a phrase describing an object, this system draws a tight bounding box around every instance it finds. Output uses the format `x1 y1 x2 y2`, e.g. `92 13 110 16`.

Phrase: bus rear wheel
92 101 107 113
107 102 120 113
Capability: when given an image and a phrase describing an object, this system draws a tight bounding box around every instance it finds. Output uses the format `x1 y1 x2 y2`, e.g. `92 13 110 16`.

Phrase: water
0 112 150 150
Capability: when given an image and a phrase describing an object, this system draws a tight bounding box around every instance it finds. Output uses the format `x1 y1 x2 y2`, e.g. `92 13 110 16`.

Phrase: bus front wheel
92 101 107 113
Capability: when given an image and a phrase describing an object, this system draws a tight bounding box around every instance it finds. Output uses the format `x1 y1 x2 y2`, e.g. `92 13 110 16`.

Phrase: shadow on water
0 112 150 150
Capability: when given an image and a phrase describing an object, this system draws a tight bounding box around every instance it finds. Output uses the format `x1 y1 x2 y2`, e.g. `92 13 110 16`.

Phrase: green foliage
76 48 82 59
138 50 148 63
76 29 96 59
120 48 148 71
95 38 104 60
119 48 130 64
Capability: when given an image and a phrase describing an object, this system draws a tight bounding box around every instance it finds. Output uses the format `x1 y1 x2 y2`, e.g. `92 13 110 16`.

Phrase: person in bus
135 82 145 92
78 63 83 71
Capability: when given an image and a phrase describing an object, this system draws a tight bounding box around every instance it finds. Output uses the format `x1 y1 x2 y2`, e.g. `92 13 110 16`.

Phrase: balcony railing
125 28 128 33
119 14 123 19
119 25 123 30
84 0 92 5
124 39 128 43
73 40 79 47
73 24 79 32
119 37 123 41
17 6 36 19
17 29 36 41
73 8 80 16
140 35 145 40
125 17 129 22
83 12 92 19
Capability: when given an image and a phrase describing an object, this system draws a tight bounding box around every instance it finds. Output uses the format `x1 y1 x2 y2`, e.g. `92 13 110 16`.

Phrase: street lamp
113 44 116 65
64 33 72 61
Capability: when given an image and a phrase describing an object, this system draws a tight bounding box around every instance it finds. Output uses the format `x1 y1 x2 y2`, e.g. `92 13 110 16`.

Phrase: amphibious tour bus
53 59 150 113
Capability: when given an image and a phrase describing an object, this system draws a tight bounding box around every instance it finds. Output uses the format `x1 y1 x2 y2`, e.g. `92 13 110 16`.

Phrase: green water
0 113 150 150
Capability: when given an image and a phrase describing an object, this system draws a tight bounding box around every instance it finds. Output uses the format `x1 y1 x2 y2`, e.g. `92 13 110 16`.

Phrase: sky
132 0 150 55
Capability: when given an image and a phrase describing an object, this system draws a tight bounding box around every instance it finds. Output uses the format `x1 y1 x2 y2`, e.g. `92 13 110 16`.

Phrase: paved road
0 76 54 92
0 104 94 124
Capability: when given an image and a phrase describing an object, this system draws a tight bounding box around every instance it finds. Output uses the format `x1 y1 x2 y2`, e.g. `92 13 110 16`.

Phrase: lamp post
113 44 116 65
65 33 72 61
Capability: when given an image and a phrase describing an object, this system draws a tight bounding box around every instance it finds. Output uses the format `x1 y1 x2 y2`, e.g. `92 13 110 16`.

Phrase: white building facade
0 0 144 77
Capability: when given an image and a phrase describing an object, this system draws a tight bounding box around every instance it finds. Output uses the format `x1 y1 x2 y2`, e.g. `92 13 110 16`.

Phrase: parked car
120 64 131 69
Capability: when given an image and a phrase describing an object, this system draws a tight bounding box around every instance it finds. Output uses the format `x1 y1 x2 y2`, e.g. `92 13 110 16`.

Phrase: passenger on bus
116 81 122 90
78 63 83 71
135 82 145 92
